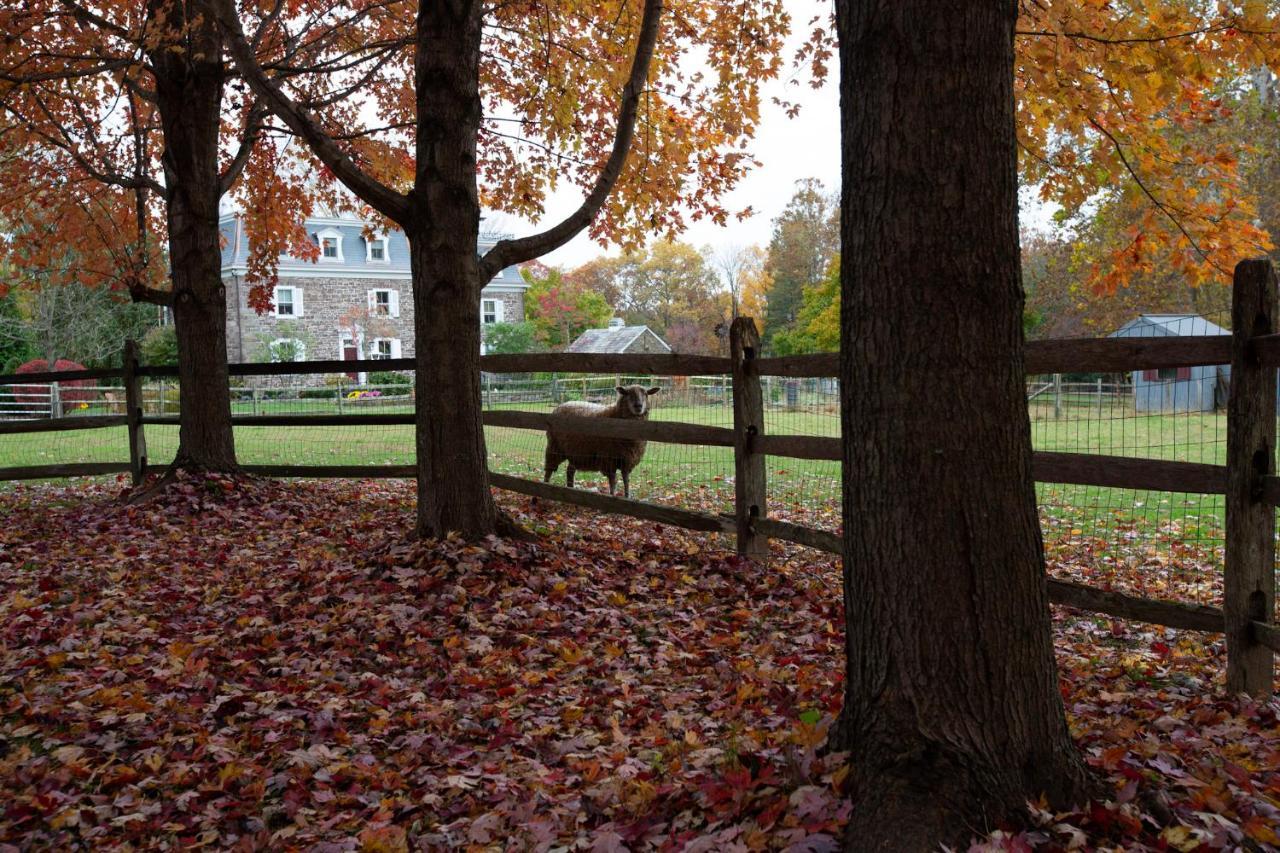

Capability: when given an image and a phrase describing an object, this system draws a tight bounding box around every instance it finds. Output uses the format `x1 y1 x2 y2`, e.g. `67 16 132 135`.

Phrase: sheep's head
615 384 661 416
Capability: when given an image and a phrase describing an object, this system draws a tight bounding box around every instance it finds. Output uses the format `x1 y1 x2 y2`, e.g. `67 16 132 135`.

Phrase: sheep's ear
615 385 626 395
647 386 661 395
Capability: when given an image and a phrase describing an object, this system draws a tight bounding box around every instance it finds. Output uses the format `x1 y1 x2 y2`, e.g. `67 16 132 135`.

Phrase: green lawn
0 401 1234 544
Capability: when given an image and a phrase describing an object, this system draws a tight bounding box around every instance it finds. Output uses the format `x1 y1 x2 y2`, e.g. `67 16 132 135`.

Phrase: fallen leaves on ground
0 476 1275 851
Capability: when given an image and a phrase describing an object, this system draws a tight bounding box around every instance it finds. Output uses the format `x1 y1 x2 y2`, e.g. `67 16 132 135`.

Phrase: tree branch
209 0 411 223
478 0 664 279
1086 116 1227 276
218 99 267 194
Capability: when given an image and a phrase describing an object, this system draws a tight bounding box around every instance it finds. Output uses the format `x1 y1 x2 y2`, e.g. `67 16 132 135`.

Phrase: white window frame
367 288 400 318
273 285 303 318
316 227 344 262
369 337 402 360
268 338 306 363
481 298 503 325
365 234 390 264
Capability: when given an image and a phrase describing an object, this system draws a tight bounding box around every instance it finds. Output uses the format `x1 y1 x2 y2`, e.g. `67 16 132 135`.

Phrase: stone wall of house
224 275 525 365
484 291 525 326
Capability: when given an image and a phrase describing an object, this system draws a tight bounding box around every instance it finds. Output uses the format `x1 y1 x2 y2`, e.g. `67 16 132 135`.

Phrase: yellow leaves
557 639 586 665
168 640 196 661
1159 825 1200 852
358 825 408 853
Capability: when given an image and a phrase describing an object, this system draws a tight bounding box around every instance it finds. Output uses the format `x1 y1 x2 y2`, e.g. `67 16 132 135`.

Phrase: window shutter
272 285 282 317
1141 369 1158 381
390 290 400 318
495 299 504 322
1176 366 1192 381
390 339 402 358
294 288 304 318
367 290 376 312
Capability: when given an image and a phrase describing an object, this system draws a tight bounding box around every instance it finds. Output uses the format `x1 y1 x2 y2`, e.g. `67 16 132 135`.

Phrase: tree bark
833 1 1090 847
149 0 237 472
406 1 497 538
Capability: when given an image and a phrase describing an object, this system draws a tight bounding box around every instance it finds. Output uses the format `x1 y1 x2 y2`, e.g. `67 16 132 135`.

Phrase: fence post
1225 258 1277 697
1053 373 1062 418
49 381 62 419
731 317 768 562
1097 377 1104 417
123 339 147 485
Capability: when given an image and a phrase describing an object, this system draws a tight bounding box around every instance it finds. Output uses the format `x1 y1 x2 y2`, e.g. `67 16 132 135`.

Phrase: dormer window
366 234 389 263
315 227 344 262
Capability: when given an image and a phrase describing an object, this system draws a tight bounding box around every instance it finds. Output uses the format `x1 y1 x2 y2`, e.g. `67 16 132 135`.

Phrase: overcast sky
496 8 1056 272
495 3 842 270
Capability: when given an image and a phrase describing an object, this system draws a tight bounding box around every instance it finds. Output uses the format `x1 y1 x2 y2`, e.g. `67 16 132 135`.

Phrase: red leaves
0 479 847 849
0 479 1276 849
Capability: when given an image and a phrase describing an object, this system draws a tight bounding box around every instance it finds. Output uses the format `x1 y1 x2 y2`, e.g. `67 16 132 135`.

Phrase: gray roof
1109 313 1230 339
566 325 671 354
217 212 524 286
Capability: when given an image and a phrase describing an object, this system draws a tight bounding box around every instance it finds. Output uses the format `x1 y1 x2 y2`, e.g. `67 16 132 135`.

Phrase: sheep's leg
607 469 617 495
543 449 564 484
621 467 630 499
566 464 576 489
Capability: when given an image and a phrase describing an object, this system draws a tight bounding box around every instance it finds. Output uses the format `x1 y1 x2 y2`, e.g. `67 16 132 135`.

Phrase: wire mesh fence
0 354 1271 623
0 357 1248 607
0 370 1236 561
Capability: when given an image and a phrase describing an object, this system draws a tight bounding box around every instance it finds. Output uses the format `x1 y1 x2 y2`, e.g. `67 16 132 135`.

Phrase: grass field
0 396 1233 545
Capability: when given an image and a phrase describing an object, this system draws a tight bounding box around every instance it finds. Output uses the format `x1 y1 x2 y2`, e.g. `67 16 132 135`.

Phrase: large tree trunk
833 0 1090 847
150 1 237 472
408 0 498 538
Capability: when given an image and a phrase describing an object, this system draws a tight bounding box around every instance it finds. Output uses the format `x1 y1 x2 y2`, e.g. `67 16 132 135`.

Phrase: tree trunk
407 0 498 539
833 0 1090 847
150 0 237 472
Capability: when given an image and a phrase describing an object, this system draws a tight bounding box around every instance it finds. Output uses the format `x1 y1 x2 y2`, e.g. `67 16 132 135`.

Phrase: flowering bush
11 359 97 407
345 389 383 400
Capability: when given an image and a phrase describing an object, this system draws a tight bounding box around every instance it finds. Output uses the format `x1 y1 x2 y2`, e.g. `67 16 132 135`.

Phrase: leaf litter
0 475 1275 851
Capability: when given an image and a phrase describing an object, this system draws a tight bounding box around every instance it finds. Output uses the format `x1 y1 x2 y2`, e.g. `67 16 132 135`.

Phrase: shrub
299 388 337 400
11 359 96 407
140 325 179 366
368 371 412 387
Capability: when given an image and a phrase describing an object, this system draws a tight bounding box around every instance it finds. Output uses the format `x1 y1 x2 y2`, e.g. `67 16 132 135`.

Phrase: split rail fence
2 260 1278 695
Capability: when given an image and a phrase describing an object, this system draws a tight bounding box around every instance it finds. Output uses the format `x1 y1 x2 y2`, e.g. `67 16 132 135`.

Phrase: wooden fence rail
1 259 1276 696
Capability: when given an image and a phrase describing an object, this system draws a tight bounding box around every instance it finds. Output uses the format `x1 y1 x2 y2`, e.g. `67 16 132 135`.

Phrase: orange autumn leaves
1 0 1278 307
1015 0 1280 291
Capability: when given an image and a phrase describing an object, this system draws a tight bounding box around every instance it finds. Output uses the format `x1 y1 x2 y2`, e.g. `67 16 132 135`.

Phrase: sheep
543 384 661 498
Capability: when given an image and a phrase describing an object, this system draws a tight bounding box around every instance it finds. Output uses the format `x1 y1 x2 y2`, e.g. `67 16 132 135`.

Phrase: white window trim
268 338 306 363
369 337 402 360
365 234 390 264
367 288 400 318
316 227 344 262
273 285 303 318
481 297 503 324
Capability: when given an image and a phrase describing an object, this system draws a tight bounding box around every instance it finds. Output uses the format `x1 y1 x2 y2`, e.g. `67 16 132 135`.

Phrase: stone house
219 211 527 370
